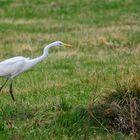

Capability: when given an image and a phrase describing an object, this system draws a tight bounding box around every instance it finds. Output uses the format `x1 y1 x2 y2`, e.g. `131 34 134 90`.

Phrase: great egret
0 41 71 101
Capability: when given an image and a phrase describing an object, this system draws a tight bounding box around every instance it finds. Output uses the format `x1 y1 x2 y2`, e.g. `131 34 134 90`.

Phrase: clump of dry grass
104 75 140 138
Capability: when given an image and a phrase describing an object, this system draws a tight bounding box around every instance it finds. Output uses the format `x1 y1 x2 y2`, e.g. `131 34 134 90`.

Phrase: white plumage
0 57 29 78
0 41 71 101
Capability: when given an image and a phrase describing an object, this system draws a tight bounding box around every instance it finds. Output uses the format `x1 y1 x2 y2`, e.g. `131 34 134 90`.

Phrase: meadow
0 0 140 139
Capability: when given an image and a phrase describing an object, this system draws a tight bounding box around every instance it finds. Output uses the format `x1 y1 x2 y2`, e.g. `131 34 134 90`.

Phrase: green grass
0 0 140 139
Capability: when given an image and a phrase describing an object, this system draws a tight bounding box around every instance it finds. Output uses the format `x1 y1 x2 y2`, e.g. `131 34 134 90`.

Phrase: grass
96 74 140 139
0 0 140 139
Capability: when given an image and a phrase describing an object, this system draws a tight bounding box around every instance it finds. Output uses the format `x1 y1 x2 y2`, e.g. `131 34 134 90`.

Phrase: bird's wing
0 56 28 77
0 56 29 65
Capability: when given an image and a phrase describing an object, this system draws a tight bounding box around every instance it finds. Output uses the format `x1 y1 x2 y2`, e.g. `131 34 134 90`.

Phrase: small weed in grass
103 75 140 139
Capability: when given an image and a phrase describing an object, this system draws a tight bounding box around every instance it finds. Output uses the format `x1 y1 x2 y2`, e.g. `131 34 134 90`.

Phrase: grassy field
0 0 140 139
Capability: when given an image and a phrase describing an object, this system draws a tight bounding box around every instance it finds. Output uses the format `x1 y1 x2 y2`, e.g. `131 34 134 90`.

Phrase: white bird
0 41 71 101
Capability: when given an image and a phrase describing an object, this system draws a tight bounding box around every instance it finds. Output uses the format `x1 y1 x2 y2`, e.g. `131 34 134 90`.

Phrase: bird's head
43 41 72 55
49 41 72 48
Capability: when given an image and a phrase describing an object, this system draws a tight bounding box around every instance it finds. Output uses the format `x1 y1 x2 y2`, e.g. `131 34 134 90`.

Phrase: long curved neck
29 54 47 66
23 44 55 71
23 54 47 72
44 42 56 51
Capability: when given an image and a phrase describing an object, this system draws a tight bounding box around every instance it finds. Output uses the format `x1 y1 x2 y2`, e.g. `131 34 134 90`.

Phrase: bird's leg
0 78 8 92
10 80 15 101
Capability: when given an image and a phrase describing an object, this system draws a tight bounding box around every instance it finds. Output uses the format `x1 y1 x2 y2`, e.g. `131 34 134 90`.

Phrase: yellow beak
63 43 72 48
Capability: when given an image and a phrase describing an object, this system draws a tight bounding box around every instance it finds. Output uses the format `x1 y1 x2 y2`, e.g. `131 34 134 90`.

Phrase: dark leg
10 80 15 101
0 79 8 92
